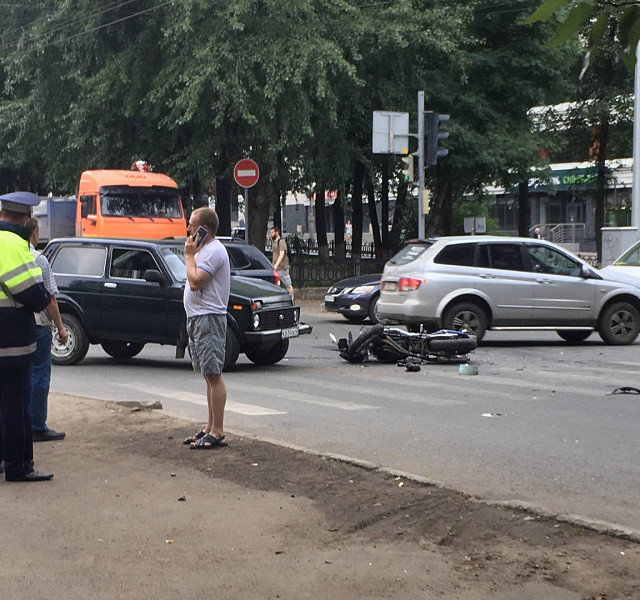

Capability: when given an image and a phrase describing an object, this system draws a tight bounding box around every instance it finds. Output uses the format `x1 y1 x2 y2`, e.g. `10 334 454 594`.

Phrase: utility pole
417 91 426 239
632 40 640 232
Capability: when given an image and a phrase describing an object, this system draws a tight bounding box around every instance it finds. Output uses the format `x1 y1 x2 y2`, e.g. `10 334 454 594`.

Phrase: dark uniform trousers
0 358 34 476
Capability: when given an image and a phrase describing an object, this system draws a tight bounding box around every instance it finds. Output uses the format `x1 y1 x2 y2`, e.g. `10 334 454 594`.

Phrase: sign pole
632 40 640 232
233 158 260 243
244 187 249 242
417 91 425 239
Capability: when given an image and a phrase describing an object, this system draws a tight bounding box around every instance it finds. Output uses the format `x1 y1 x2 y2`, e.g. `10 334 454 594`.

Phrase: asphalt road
49 302 640 532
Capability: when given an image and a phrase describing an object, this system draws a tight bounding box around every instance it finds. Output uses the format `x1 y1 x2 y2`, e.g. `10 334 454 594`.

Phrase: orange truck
76 169 185 239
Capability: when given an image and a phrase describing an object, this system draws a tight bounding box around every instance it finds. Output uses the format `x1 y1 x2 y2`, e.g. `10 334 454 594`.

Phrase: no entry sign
233 158 259 188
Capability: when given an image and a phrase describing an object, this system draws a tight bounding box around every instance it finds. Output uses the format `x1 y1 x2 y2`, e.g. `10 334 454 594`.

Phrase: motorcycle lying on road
331 324 477 367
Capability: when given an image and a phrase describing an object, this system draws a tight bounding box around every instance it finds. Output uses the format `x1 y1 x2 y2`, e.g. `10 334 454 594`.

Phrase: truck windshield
100 185 182 219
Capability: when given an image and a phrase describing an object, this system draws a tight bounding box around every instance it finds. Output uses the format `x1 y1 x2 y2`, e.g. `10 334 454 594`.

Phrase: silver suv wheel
443 301 487 342
598 302 640 345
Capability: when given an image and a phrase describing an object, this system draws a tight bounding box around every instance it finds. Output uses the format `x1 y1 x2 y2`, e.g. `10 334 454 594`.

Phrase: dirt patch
2 393 639 600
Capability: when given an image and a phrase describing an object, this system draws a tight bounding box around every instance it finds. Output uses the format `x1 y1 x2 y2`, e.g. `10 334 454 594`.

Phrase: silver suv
377 236 640 345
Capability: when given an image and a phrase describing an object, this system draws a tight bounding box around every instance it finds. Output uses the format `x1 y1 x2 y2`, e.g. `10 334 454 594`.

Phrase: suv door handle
536 279 551 284
104 283 117 289
478 273 494 279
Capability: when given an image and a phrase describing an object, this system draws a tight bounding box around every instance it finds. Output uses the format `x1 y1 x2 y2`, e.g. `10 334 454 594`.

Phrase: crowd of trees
0 0 633 258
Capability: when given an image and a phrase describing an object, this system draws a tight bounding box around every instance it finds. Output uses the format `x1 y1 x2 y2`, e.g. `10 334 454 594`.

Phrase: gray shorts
187 313 227 375
278 269 292 287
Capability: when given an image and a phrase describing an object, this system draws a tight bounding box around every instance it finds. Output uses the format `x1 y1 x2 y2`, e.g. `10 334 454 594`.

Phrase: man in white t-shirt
25 218 68 442
183 208 231 449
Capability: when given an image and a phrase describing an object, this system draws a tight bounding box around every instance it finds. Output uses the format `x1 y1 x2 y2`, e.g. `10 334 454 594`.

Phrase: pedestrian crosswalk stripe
227 382 379 411
116 383 286 416
272 374 463 406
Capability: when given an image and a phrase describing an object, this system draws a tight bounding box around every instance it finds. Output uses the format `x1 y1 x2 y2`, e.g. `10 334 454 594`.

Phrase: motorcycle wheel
371 347 402 363
427 337 477 355
345 324 385 363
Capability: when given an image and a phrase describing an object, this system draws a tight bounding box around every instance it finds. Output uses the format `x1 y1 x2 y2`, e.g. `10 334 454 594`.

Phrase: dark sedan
324 273 382 323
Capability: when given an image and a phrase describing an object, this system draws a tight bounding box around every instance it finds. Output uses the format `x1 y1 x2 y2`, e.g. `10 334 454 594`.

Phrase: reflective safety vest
0 220 51 362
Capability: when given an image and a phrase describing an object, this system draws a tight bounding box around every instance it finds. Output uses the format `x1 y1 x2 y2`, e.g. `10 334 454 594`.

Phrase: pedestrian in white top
182 208 231 449
25 218 69 441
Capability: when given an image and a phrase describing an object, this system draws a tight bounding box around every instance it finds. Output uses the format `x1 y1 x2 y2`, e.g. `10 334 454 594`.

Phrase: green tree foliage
525 0 640 73
424 0 578 236
0 0 583 245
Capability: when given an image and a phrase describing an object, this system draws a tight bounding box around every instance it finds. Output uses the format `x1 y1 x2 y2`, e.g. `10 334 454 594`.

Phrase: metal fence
548 223 586 245
288 254 385 288
577 252 598 267
264 236 385 287
281 237 379 259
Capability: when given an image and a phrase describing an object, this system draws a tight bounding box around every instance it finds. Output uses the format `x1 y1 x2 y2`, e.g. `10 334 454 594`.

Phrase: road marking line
273 374 463 407
115 384 286 416
227 382 379 411
274 368 614 401
364 370 612 399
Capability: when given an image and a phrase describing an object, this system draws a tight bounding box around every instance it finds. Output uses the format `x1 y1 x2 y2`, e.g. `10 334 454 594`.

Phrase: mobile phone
194 226 208 247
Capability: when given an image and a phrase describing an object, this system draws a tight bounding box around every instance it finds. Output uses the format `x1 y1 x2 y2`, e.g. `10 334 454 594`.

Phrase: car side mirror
144 269 169 286
581 264 593 279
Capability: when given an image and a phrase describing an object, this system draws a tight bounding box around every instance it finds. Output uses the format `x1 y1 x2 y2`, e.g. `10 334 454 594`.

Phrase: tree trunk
332 189 346 259
314 183 329 260
425 165 452 237
381 157 390 256
213 116 237 237
190 174 203 206
366 176 382 258
390 179 408 252
273 150 285 231
517 179 529 238
215 175 232 236
594 114 609 263
273 189 282 231
351 161 366 260
442 181 453 236
248 168 271 252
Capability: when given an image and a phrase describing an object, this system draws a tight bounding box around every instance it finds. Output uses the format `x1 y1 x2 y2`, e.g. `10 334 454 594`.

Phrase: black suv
43 237 311 369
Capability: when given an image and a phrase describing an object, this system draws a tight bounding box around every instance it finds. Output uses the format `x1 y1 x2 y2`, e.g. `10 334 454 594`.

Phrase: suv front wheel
597 301 640 345
245 339 290 366
442 301 487 342
51 313 90 366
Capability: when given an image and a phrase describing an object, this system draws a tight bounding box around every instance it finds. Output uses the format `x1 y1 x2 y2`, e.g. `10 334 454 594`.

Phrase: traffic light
426 112 450 166
401 154 414 182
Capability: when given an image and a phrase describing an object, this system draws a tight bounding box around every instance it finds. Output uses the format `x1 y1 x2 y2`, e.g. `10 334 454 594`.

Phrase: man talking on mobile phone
182 208 231 449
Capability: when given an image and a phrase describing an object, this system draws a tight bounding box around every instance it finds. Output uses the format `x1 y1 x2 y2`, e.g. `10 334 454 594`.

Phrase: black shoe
32 429 66 442
0 461 4 475
5 469 54 482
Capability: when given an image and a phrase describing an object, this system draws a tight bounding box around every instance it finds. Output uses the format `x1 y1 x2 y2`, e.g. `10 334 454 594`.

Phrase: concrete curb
230 429 640 544
61 392 640 545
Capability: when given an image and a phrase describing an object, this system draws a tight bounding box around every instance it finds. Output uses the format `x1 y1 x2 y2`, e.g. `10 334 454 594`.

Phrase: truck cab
77 170 186 239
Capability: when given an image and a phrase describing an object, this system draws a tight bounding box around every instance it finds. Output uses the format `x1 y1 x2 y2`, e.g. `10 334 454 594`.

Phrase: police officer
0 191 54 482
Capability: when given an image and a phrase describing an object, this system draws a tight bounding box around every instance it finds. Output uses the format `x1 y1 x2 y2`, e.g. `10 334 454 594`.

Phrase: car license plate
384 282 397 291
324 294 337 302
281 326 299 339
